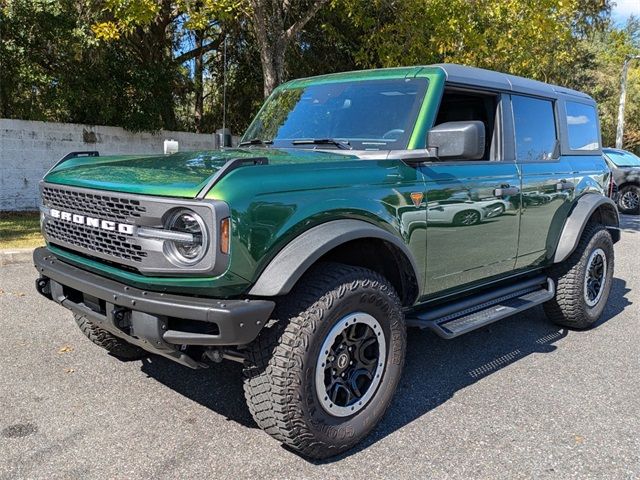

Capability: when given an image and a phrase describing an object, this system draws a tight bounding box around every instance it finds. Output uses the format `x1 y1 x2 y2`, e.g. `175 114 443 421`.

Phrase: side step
406 276 555 339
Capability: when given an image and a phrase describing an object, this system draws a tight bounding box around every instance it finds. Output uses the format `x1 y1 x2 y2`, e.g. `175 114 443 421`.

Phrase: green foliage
581 17 640 151
0 0 186 131
342 0 610 84
1 0 639 151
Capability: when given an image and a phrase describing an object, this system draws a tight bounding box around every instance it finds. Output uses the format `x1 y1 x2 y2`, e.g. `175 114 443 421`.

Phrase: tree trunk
251 0 329 98
259 40 286 98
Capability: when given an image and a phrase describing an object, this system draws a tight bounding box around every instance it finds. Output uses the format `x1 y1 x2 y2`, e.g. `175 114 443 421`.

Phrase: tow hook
35 277 52 299
111 307 131 328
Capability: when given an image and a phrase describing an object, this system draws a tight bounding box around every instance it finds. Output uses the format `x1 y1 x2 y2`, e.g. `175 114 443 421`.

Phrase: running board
406 276 555 339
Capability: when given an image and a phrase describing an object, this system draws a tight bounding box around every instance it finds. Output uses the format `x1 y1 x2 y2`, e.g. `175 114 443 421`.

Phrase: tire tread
74 313 147 360
243 262 404 459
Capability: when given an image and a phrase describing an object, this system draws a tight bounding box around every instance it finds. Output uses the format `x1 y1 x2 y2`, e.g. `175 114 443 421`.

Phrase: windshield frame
241 77 430 151
603 149 640 168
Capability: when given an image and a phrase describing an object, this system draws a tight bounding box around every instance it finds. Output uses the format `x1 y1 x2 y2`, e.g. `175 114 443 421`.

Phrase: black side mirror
428 121 485 160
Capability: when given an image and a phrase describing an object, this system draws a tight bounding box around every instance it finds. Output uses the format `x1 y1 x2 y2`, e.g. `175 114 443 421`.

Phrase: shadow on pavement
137 277 632 462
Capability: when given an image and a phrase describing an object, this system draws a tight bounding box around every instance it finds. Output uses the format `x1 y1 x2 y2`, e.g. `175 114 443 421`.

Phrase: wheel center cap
337 353 349 370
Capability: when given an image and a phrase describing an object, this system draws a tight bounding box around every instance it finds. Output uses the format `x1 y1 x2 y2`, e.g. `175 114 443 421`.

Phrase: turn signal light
220 217 230 254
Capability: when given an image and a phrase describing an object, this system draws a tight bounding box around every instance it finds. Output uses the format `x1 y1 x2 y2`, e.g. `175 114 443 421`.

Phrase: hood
44 148 357 198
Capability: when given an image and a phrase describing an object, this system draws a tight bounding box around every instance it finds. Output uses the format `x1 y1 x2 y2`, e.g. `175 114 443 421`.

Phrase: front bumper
33 247 274 368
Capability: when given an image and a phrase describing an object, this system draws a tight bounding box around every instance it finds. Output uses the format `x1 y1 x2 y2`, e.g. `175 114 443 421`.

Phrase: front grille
42 185 146 223
45 221 148 263
39 182 226 276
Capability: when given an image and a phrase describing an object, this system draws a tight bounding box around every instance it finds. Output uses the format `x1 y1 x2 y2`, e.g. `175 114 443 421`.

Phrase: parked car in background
603 147 640 214
426 194 512 226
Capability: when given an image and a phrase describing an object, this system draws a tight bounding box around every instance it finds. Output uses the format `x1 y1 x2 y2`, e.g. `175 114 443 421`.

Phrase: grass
0 211 44 249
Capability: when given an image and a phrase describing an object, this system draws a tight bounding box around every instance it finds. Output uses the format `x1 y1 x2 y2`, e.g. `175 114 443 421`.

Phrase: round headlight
163 209 208 266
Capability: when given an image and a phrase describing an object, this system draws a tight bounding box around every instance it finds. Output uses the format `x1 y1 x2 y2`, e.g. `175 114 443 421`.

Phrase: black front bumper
33 247 274 368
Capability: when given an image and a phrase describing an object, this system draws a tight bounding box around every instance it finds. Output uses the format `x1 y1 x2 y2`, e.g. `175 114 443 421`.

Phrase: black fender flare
554 194 620 263
248 219 421 297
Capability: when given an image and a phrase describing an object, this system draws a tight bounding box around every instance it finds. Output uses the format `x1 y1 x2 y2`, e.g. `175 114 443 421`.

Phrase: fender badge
410 192 424 207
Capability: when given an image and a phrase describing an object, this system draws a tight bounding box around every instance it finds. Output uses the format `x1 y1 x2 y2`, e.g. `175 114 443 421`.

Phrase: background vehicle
34 64 619 459
426 195 512 226
603 147 640 214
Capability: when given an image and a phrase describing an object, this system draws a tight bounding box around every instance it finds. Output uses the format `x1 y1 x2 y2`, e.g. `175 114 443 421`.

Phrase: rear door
421 89 521 296
511 94 576 269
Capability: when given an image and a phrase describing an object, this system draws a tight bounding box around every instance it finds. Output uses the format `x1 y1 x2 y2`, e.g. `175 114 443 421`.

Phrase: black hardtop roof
432 63 594 102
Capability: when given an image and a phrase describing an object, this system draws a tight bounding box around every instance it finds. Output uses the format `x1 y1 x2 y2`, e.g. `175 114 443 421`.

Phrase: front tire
544 223 614 329
243 262 406 459
617 184 640 214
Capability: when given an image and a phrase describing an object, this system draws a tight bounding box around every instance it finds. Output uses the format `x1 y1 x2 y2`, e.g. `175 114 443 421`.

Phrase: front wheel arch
248 219 421 306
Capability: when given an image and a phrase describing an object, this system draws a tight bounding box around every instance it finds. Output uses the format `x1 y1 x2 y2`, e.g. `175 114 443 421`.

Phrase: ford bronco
34 64 620 459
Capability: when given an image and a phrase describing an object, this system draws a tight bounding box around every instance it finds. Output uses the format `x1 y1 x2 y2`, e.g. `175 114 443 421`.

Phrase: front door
421 89 521 296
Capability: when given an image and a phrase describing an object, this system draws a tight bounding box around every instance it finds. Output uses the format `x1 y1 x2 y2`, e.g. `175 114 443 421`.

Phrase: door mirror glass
428 121 485 160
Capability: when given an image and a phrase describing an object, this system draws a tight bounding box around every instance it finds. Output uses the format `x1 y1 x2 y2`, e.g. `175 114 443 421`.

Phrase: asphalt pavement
1 216 638 479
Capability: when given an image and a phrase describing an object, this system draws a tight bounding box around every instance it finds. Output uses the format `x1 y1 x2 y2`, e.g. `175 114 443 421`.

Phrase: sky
612 0 640 24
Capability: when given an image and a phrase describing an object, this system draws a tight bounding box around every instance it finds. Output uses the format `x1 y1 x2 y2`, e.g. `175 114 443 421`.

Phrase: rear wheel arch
554 195 619 264
248 219 421 306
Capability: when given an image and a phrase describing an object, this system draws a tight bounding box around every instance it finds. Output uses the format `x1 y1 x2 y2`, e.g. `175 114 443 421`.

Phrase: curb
0 248 35 266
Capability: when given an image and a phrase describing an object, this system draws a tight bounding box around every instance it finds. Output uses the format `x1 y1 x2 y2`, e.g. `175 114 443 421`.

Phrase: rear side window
512 95 557 161
566 101 600 151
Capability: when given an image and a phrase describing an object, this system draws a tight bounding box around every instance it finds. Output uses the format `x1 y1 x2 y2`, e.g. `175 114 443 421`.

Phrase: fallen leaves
58 345 73 354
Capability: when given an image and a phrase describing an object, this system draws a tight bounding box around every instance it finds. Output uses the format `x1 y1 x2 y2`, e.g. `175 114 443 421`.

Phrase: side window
512 95 557 161
566 101 600 151
433 89 500 161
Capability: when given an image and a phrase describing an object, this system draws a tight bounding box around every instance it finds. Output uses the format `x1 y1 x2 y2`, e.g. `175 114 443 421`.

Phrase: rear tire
617 184 640 214
74 313 147 360
544 223 614 329
243 262 406 459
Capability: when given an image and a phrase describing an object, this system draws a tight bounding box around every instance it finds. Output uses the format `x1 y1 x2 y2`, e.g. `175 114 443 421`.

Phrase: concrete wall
0 119 238 211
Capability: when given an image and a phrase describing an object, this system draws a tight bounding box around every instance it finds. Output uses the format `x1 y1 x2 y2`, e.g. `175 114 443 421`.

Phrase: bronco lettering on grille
49 208 135 235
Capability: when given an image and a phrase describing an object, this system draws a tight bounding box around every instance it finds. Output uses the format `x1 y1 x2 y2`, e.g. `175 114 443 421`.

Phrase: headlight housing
163 209 209 266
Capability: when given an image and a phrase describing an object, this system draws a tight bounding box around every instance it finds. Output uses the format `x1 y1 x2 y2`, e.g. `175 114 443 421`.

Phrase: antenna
222 33 227 133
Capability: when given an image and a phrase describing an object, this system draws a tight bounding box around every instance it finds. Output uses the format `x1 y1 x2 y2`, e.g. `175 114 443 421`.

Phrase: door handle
556 180 575 191
494 186 520 197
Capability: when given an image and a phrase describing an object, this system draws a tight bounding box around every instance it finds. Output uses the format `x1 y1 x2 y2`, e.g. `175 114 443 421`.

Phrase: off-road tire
617 184 640 215
544 223 614 329
243 262 406 459
74 313 147 360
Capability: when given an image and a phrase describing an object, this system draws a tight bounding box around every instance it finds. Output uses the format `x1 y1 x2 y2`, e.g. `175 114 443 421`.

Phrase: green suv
34 64 620 458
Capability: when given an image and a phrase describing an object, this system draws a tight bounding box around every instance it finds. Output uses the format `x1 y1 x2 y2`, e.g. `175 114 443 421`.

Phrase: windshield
242 78 428 150
604 149 640 167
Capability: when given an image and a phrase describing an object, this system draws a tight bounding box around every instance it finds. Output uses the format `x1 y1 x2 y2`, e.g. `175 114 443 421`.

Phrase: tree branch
174 38 222 64
283 0 330 42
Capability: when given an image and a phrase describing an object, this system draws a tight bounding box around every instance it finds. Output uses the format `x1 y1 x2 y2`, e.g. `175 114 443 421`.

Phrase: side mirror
428 121 485 160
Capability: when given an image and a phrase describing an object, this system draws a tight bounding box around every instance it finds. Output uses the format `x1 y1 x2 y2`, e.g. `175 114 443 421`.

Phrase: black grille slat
45 221 148 263
42 186 146 222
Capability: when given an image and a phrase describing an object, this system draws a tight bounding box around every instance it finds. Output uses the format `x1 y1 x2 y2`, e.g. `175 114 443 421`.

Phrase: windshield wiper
239 138 273 147
291 138 352 150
